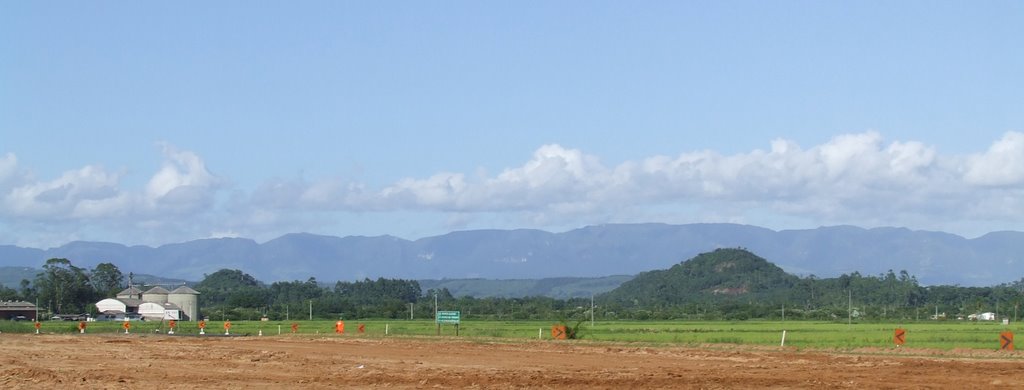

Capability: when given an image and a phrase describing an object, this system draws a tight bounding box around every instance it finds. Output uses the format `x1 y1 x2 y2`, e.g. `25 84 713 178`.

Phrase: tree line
0 258 124 315
4 256 1024 322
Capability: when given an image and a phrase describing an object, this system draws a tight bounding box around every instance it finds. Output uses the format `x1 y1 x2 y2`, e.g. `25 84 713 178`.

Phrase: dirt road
2 334 1022 388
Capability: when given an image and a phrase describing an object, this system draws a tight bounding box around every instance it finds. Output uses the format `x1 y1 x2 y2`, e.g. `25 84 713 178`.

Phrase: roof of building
140 301 182 310
143 286 171 294
0 301 36 309
116 286 143 296
118 298 144 307
169 285 200 295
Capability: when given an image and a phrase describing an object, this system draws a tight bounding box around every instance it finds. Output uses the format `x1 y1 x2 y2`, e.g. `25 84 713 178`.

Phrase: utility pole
848 290 852 326
591 294 595 327
309 300 312 321
409 303 414 320
434 293 438 320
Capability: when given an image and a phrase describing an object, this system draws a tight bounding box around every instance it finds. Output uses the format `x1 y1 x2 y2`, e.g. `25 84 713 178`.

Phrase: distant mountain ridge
1 223 1022 286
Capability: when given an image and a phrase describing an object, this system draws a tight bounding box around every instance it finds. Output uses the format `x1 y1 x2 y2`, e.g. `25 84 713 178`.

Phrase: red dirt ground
2 334 1023 388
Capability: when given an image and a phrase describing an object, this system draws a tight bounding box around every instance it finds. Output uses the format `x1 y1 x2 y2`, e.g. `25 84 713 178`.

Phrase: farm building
968 312 997 321
95 284 200 321
139 302 182 320
95 297 143 316
1 300 37 321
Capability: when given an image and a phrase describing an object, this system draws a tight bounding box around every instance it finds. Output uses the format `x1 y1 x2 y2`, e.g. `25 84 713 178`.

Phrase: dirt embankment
2 334 1022 388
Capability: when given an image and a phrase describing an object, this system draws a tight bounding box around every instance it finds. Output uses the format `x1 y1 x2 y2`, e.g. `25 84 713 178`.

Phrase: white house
968 312 996 321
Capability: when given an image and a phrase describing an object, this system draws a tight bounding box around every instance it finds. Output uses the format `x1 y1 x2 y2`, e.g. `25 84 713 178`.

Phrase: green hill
602 248 798 307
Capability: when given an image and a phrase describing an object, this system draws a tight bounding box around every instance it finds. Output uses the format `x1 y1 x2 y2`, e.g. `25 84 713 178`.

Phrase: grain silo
142 286 170 304
168 285 200 321
116 286 142 300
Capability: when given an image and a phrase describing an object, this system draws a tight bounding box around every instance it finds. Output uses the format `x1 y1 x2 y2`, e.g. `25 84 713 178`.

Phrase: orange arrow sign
894 328 906 346
1001 331 1014 351
551 325 567 340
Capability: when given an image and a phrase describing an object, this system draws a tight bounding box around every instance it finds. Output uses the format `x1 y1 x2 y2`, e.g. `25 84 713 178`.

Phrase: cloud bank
2 132 1023 247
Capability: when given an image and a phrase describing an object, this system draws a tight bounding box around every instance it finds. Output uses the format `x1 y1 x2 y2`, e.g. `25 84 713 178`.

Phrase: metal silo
168 285 200 321
142 286 170 304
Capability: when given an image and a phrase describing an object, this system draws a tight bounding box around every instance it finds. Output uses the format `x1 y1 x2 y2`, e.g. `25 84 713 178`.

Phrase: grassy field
2 319 1020 350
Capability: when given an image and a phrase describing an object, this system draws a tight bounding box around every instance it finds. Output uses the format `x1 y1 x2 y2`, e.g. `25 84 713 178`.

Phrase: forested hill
603 248 799 306
595 248 1024 320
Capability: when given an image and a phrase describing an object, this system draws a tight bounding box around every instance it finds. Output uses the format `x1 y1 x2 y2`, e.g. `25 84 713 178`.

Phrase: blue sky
2 2 1023 248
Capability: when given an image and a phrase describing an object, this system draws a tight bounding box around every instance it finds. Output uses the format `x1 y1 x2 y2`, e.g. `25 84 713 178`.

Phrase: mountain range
1 223 1021 286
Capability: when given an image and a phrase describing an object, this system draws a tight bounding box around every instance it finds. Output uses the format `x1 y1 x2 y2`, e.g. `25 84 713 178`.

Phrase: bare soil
2 333 1023 388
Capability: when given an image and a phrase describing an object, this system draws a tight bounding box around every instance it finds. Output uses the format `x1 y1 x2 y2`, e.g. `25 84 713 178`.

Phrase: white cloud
5 131 1024 247
2 164 123 218
964 132 1024 186
145 144 221 212
235 132 1024 234
0 144 225 246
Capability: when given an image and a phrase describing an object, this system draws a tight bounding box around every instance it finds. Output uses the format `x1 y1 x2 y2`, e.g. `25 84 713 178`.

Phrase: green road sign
436 311 460 324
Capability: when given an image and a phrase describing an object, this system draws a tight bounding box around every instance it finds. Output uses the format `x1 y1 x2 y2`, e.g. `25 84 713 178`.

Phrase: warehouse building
1 301 37 321
95 284 200 321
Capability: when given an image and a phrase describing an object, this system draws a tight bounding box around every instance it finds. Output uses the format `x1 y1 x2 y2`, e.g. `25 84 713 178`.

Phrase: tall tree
35 258 94 314
90 262 124 297
196 269 265 306
0 285 19 301
18 279 36 302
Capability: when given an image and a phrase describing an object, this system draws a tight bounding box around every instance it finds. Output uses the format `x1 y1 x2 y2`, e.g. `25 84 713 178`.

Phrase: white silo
168 285 200 321
116 286 142 300
142 286 170 304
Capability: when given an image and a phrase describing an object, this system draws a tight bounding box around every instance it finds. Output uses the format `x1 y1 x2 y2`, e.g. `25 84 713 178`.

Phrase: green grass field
2 319 1019 350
